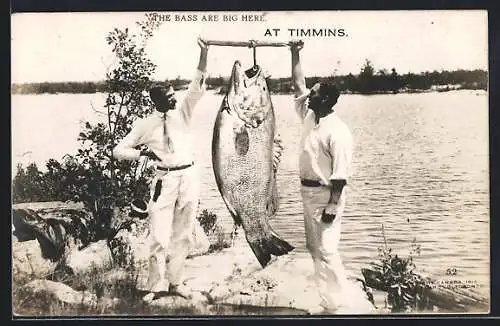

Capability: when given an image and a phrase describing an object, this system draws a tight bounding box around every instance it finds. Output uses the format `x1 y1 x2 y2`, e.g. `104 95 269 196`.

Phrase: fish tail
249 233 295 268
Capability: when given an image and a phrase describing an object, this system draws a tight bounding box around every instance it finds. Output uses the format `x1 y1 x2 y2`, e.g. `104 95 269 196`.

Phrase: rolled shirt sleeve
294 88 310 121
180 69 207 122
328 131 353 183
113 119 145 161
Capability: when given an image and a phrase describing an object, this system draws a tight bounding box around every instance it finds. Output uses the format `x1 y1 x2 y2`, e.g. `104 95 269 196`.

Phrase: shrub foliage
13 16 161 223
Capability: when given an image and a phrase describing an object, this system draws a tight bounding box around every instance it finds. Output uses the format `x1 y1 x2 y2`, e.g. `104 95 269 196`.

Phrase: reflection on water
12 90 489 295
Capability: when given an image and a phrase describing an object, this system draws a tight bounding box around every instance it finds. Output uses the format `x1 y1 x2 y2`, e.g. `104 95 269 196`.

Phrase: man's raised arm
291 40 307 98
197 37 208 73
290 41 309 120
180 37 209 121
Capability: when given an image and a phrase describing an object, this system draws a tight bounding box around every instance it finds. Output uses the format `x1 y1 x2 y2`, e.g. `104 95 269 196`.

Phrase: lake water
11 90 490 296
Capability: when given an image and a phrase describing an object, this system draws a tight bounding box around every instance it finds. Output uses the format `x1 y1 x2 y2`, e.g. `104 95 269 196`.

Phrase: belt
157 162 193 172
300 179 323 187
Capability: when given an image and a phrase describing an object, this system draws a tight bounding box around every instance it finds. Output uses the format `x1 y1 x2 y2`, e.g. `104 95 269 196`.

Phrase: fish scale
212 61 294 268
229 127 271 241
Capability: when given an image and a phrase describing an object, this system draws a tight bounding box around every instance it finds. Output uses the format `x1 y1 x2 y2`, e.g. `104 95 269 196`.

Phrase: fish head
227 61 272 129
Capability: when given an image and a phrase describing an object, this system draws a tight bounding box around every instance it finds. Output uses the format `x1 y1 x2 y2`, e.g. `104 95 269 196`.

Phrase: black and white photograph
11 10 489 316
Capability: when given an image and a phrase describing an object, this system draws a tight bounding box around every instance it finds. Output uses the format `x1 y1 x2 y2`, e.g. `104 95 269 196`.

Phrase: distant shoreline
11 86 487 97
11 68 488 96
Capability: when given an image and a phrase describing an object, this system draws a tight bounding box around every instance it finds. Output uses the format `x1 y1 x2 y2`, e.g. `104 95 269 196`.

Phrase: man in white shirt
289 41 374 314
113 37 209 300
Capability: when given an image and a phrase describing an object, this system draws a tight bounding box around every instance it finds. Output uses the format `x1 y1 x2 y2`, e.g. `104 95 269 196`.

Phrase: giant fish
212 61 294 268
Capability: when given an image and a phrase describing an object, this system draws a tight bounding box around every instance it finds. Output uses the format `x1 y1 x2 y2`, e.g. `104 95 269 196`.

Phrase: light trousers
146 166 200 292
301 185 373 313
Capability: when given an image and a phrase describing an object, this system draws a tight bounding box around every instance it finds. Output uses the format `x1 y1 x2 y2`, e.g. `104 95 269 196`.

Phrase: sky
11 10 488 83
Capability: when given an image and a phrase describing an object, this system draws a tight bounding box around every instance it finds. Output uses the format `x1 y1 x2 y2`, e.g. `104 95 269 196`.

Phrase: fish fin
249 233 295 268
221 96 230 113
220 193 243 226
248 240 271 268
266 172 280 218
265 193 279 218
269 179 280 217
229 211 243 227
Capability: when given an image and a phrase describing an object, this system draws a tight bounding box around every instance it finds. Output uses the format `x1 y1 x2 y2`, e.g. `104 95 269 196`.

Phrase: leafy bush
67 18 161 219
12 162 64 203
367 225 430 312
197 209 218 234
12 15 162 229
197 209 231 252
208 224 232 252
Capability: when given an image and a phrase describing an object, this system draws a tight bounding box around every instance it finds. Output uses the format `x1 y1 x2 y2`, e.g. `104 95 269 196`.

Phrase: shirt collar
153 110 173 119
313 111 336 127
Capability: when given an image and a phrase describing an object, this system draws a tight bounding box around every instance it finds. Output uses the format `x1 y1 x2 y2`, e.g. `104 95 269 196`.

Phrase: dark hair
149 82 172 104
319 82 340 107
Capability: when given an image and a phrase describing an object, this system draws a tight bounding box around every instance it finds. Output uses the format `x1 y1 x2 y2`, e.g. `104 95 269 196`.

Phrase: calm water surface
12 90 490 295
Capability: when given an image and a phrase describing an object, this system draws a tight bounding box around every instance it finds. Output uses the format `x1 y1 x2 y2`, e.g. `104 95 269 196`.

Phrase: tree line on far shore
12 60 487 95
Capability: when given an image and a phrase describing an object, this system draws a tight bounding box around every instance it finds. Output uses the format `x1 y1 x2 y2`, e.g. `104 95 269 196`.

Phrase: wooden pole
205 40 291 48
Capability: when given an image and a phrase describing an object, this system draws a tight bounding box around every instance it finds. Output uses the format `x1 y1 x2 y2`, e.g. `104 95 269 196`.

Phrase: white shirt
113 69 206 167
294 89 353 186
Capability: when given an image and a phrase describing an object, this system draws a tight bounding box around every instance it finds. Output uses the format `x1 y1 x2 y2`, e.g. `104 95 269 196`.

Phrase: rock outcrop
23 279 118 307
12 202 378 315
13 239 57 279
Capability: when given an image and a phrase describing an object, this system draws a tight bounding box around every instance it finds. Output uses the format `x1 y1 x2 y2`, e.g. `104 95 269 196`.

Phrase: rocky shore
12 202 386 316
